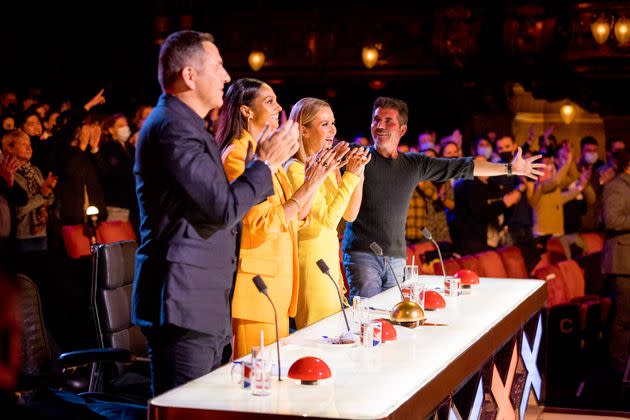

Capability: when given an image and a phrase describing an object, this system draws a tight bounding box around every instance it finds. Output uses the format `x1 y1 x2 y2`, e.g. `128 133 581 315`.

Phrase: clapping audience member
1 130 56 282
530 153 583 237
453 156 519 254
0 152 27 261
98 113 137 224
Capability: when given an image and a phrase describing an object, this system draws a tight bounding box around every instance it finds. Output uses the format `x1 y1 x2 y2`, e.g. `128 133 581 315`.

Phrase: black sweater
342 148 474 257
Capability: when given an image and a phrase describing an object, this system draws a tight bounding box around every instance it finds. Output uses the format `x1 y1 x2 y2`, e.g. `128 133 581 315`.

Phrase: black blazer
132 94 273 337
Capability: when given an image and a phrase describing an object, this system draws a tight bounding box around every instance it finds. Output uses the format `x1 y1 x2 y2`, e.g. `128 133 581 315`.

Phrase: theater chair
534 265 568 307
433 258 462 276
579 232 604 255
496 246 529 279
457 255 485 277
474 251 508 278
16 273 146 419
575 251 605 296
86 240 150 404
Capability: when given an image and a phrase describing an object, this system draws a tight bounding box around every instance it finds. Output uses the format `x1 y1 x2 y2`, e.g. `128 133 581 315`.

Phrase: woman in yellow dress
216 79 348 358
286 98 371 329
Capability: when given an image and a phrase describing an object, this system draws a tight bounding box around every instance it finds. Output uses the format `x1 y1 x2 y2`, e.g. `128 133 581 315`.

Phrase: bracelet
288 196 302 210
505 162 513 176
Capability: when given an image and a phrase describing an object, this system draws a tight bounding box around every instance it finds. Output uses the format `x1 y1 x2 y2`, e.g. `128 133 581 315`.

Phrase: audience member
601 150 630 376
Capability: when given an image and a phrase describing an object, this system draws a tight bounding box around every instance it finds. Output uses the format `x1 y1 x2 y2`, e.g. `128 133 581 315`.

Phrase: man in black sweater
342 97 545 299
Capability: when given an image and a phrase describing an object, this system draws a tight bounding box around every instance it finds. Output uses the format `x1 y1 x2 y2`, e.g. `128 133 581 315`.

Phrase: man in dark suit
602 150 630 377
132 30 299 395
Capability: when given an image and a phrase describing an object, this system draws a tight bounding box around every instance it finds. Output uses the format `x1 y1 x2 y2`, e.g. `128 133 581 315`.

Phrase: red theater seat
406 245 415 265
546 236 568 264
476 251 508 278
457 255 485 277
412 241 436 263
496 246 529 279
433 258 461 276
557 260 585 301
534 265 567 307
579 232 604 255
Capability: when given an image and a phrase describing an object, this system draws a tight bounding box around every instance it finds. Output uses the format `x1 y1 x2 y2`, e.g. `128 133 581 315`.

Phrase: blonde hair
289 97 331 163
2 129 29 154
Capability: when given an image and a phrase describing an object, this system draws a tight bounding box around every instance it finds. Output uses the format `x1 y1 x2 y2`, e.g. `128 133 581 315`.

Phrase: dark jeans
143 324 231 396
609 276 630 374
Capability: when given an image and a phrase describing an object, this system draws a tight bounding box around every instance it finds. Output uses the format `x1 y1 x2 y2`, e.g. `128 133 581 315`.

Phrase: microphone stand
252 276 282 381
422 227 446 281
369 242 405 300
316 259 350 332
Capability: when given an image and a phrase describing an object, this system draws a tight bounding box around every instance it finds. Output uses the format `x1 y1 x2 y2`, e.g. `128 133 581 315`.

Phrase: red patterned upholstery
534 265 567 307
476 251 508 278
557 260 585 301
579 232 604 255
433 258 461 276
457 255 485 277
496 246 529 279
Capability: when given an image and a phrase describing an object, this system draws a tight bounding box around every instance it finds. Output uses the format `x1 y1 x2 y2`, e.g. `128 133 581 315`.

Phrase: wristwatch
505 162 513 176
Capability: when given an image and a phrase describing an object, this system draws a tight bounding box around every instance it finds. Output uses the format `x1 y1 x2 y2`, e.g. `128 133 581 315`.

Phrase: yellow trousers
232 317 290 359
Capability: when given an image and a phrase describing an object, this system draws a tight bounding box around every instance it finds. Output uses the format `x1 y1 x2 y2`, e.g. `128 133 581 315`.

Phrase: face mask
477 146 493 160
583 152 598 165
115 126 131 142
499 151 513 163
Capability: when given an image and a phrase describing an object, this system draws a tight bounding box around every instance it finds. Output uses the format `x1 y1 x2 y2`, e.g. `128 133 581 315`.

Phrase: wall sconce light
614 17 630 45
591 15 612 45
361 45 380 69
560 102 576 125
248 50 266 72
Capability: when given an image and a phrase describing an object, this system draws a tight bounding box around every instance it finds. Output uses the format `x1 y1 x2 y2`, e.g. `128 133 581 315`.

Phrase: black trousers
143 324 231 396
609 275 630 374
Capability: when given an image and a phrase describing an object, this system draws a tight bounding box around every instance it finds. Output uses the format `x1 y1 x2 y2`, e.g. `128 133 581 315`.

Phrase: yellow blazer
286 161 360 328
222 131 304 324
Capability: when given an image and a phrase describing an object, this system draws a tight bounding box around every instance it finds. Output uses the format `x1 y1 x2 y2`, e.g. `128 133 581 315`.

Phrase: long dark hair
215 78 265 151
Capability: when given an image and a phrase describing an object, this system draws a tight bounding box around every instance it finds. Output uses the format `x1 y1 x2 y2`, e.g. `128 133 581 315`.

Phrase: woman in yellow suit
286 98 371 329
216 79 348 358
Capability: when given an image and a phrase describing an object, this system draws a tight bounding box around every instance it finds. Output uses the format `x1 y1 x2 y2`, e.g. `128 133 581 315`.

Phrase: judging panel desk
150 276 546 419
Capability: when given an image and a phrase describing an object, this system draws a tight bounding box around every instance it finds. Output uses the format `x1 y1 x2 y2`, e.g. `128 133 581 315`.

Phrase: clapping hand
255 120 300 173
40 172 58 197
511 147 545 180
345 146 371 178
88 123 101 151
305 142 350 185
0 154 21 187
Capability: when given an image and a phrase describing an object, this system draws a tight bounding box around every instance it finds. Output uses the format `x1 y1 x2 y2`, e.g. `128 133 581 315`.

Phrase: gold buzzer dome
390 300 425 327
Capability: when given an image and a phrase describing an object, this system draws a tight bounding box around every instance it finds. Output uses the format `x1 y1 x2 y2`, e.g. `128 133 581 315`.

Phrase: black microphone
252 275 282 381
316 259 350 332
369 242 405 300
422 227 446 280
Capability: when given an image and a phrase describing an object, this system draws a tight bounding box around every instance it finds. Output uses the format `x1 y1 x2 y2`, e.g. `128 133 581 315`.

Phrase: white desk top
150 276 545 419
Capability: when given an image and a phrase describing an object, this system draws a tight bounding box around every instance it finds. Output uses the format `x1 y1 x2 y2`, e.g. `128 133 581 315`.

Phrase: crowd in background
0 85 626 353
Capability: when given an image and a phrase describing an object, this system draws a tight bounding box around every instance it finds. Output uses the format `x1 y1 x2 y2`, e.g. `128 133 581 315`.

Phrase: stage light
614 17 630 45
248 51 266 72
560 102 576 125
361 46 379 69
591 16 611 45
